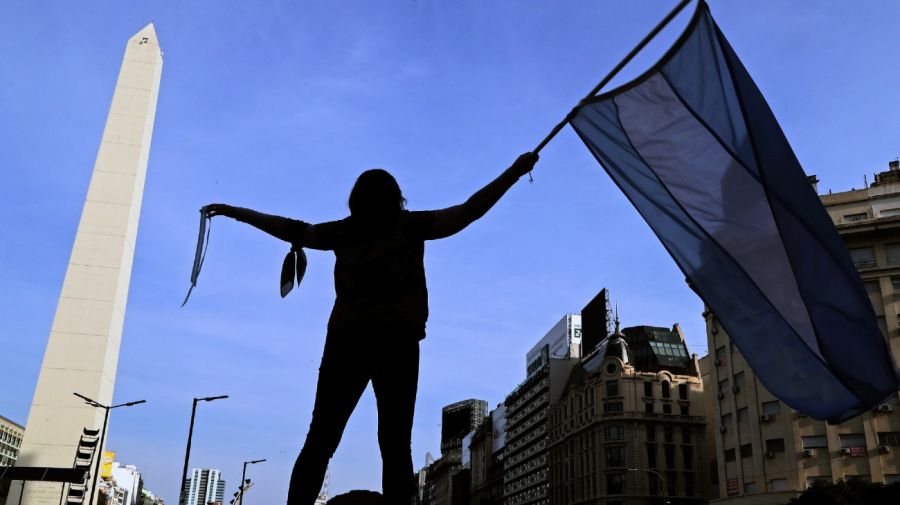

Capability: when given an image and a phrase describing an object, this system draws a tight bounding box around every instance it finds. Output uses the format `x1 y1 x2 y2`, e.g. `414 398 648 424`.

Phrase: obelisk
9 24 162 505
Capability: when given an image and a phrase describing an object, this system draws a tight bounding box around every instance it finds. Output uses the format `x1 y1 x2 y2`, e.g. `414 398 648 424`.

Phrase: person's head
348 169 406 220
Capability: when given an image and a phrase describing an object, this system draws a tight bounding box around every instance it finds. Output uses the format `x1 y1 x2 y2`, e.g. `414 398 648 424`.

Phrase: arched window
662 380 671 398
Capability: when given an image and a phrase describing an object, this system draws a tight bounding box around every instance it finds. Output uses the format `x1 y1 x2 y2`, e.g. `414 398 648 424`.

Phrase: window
766 438 785 453
882 208 900 218
666 471 677 496
802 435 828 449
740 443 753 458
685 473 695 496
664 425 673 443
662 404 672 415
887 243 900 265
744 481 757 494
839 433 866 448
678 383 688 400
721 413 732 430
661 381 671 398
645 401 654 414
606 380 619 397
878 432 900 446
733 371 745 391
724 448 736 462
839 433 867 456
604 402 623 414
891 276 900 290
647 444 658 468
664 445 675 468
716 346 727 365
718 378 730 394
737 407 749 424
770 479 789 492
844 212 868 222
806 476 830 488
646 424 656 442
849 247 876 268
605 425 625 441
606 446 625 467
761 400 781 416
681 426 692 443
606 472 624 494
644 381 653 397
680 405 689 416
683 446 694 469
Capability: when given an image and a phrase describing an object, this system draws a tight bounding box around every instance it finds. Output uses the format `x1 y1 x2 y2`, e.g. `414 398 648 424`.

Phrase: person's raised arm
429 152 538 239
206 204 326 248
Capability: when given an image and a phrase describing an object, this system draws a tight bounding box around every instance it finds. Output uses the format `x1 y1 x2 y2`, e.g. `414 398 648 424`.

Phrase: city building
182 469 226 505
110 462 143 505
423 400 488 505
503 314 582 505
700 161 900 504
547 290 709 504
9 24 162 505
0 415 24 467
469 405 506 505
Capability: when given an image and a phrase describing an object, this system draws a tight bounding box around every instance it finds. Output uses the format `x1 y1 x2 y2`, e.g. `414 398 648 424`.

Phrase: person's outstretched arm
205 205 332 249
429 152 538 239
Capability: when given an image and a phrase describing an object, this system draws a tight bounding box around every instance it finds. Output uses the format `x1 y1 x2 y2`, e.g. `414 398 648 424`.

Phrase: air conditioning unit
839 447 852 456
732 385 741 394
802 448 815 458
765 451 775 459
760 414 772 423
875 404 893 413
719 425 727 433
878 445 891 454
717 392 725 399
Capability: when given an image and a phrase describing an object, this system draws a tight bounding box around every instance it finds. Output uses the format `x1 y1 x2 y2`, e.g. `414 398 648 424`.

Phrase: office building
9 24 162 505
700 161 900 503
183 469 225 505
424 400 488 505
1 415 24 467
469 405 506 505
503 315 582 505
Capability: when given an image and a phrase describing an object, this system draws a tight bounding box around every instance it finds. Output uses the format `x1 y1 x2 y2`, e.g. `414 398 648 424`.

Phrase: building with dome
546 292 711 505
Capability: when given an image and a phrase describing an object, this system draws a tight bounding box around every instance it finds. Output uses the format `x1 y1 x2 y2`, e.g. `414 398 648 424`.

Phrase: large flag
569 0 899 422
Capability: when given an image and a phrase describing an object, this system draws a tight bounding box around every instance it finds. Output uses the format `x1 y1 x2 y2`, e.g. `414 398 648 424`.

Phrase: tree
789 479 900 505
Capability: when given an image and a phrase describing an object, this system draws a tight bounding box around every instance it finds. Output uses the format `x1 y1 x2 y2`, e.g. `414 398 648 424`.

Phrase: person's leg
370 335 419 505
287 333 370 505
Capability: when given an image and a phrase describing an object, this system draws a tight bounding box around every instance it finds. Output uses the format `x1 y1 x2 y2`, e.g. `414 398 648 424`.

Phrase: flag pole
532 0 693 156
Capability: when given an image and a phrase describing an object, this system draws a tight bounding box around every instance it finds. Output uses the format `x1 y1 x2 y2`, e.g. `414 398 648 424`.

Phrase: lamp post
178 395 228 505
239 459 265 505
627 468 667 505
72 392 146 505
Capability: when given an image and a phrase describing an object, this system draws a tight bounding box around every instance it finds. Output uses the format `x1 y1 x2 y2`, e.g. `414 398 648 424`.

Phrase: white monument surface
9 23 162 505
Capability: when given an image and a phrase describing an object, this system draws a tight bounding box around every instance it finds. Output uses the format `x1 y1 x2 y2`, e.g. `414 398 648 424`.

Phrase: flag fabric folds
569 0 898 422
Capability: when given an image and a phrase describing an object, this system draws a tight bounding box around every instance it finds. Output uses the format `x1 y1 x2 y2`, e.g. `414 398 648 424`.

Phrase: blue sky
1 0 898 503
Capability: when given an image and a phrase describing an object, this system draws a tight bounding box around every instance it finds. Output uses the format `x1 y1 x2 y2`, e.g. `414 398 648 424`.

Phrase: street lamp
178 395 228 505
627 468 667 505
229 480 254 505
239 459 265 505
72 392 146 505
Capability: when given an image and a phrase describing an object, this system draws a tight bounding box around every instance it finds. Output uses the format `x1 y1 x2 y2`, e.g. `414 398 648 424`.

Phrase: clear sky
1 0 898 503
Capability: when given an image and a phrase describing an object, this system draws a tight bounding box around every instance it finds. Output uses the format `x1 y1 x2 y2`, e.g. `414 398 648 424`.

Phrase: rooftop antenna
614 303 621 335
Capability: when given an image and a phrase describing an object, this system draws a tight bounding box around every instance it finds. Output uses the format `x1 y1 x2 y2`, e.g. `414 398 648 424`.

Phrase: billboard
525 314 582 376
100 451 115 478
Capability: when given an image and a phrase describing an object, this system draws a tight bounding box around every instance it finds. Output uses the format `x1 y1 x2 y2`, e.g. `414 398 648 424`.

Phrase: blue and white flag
570 0 898 422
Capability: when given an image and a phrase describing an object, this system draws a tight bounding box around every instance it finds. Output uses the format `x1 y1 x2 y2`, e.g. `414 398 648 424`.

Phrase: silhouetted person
207 152 538 505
